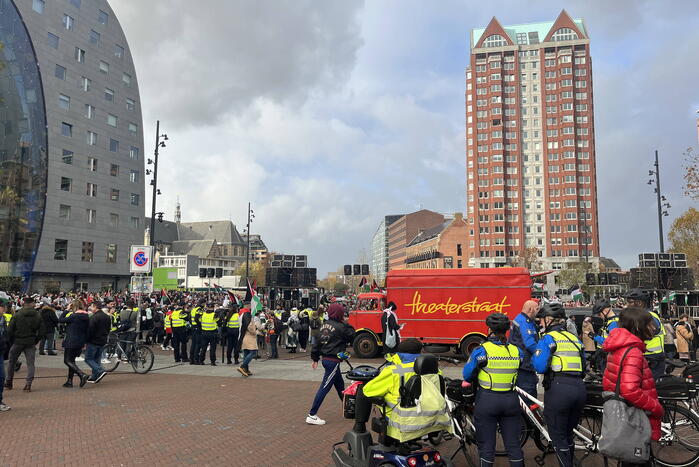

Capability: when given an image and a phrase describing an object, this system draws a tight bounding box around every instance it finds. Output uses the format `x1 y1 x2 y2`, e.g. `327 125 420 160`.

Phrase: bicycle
102 332 155 374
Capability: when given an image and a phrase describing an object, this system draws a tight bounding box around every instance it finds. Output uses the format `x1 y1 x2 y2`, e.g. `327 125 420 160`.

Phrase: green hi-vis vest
547 330 583 373
170 310 185 327
200 311 217 331
227 312 240 328
478 342 520 391
644 310 666 356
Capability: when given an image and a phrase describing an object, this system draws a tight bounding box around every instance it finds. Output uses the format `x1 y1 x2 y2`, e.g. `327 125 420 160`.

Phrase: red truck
348 268 532 358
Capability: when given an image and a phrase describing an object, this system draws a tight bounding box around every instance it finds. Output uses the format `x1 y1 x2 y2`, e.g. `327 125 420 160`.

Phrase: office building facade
466 10 600 270
387 209 445 271
1 0 144 291
369 214 402 282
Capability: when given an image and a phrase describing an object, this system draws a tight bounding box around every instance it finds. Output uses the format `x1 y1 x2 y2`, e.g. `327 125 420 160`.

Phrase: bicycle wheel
653 403 699 467
574 408 604 463
131 345 154 374
101 343 121 372
494 414 529 456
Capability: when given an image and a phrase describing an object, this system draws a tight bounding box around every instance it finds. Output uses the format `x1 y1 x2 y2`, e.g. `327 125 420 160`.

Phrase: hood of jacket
602 326 646 353
386 352 419 365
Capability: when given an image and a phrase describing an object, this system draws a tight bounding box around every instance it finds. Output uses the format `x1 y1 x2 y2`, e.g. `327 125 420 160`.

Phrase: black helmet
592 298 611 315
626 288 650 303
486 312 510 333
537 302 566 319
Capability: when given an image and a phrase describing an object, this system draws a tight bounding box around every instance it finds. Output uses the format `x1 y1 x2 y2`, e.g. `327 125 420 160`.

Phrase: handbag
598 347 651 463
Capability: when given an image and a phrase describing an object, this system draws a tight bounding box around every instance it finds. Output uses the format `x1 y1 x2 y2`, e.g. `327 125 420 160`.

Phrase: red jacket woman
603 314 664 440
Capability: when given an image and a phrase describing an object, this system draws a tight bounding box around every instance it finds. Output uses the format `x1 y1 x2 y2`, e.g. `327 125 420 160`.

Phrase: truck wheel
459 335 485 359
353 333 379 359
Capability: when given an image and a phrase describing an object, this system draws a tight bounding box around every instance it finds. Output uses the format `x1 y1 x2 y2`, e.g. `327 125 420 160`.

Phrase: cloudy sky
110 0 699 275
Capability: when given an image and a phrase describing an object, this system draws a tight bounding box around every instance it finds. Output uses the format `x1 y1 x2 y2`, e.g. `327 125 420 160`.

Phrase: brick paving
0 354 600 467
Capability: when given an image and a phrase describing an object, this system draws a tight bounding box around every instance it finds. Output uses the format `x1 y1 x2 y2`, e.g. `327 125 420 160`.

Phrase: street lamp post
148 120 167 247
243 202 255 280
648 150 671 253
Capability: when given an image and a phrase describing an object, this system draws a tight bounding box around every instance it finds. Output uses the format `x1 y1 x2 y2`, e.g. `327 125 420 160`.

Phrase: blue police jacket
532 323 586 374
508 312 539 372
592 314 619 346
462 336 522 382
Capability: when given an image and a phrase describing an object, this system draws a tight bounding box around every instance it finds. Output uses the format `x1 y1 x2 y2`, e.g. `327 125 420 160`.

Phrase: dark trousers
646 353 666 380
473 389 524 466
64 347 85 380
309 359 344 416
172 328 188 361
543 375 586 467
163 333 172 348
6 343 36 384
190 330 201 363
226 328 239 363
199 332 217 364
270 334 279 358
516 369 538 399
664 344 677 359
298 330 309 350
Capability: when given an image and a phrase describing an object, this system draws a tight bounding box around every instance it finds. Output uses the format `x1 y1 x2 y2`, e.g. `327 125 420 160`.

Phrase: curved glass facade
0 0 48 285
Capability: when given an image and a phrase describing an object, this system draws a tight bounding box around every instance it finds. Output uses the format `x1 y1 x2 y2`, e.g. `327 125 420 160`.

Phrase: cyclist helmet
592 298 611 315
537 302 566 320
485 312 510 333
625 288 650 303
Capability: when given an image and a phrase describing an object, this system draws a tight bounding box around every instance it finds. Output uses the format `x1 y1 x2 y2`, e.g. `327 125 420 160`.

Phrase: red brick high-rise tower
466 10 600 271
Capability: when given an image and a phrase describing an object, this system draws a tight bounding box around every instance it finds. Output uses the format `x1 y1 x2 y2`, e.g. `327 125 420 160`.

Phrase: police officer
189 302 203 365
626 289 666 380
589 298 618 371
508 299 540 397
198 305 220 366
225 305 240 365
463 313 524 467
167 304 188 363
533 302 586 467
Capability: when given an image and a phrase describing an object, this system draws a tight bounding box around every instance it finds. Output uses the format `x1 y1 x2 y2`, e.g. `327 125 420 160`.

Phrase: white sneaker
167 346 174 350
160 345 166 350
305 414 326 425
0 403 10 412
75 356 85 362
101 358 111 364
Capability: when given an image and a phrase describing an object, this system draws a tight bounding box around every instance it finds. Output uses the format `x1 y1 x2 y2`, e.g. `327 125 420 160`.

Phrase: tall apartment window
90 30 100 45
97 9 109 25
129 170 139 183
457 244 463 256
106 244 118 263
126 98 135 111
32 0 45 13
129 146 139 160
82 242 94 262
62 149 73 164
130 217 140 229
87 131 97 146
59 204 71 220
99 61 109 74
110 189 120 201
54 240 68 260
104 88 114 102
110 164 119 176
58 94 70 110
61 122 72 137
107 114 118 127
109 138 119 152
109 213 119 229
114 44 124 59
130 193 140 206
86 209 96 225
87 157 97 171
128 123 138 136
80 76 91 91
122 73 132 87
75 47 85 63
55 64 66 80
60 177 72 191
85 104 95 119
47 32 59 49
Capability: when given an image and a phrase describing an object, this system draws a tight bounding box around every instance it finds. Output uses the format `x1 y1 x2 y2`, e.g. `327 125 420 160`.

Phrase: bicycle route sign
130 245 153 273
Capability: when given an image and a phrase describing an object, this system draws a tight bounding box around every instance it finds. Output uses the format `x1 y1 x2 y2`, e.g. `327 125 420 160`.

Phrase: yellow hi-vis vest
547 330 583 373
170 310 185 328
362 354 452 443
227 312 240 328
110 313 118 331
200 311 217 331
3 313 12 323
644 310 666 356
602 316 619 338
478 342 520 391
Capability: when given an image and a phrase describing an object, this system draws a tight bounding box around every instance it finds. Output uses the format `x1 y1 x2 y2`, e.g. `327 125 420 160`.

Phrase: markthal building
0 0 144 292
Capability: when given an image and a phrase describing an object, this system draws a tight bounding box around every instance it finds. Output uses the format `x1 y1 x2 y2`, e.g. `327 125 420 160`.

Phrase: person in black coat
58 300 90 388
381 301 402 353
85 303 111 383
39 305 58 355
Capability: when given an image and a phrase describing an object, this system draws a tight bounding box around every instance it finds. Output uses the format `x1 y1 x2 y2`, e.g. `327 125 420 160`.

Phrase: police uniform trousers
189 329 201 364
515 369 538 398
172 328 188 362
226 328 240 363
473 389 524 466
543 374 586 467
199 331 218 364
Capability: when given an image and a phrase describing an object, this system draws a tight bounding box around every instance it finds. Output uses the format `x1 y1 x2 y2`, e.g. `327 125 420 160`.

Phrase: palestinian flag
160 288 169 306
371 279 380 292
569 285 583 301
247 278 262 314
358 277 367 288
228 290 242 307
532 282 544 292
661 292 676 303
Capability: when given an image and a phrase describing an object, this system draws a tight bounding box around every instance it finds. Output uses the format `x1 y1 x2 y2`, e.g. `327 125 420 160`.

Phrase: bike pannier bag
682 362 699 390
655 375 693 400
598 348 651 463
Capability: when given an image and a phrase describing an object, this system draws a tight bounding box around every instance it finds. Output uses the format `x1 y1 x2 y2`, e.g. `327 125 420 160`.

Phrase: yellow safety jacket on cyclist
362 353 451 443
477 341 520 391
170 310 185 328
546 330 583 373
200 311 217 332
644 310 666 356
227 312 240 329
110 313 118 332
3 312 12 324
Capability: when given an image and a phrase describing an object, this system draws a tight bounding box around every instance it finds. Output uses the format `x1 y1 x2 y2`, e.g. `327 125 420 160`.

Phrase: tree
683 147 699 200
233 261 266 286
668 207 699 274
556 261 594 295
334 282 349 296
514 247 542 271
